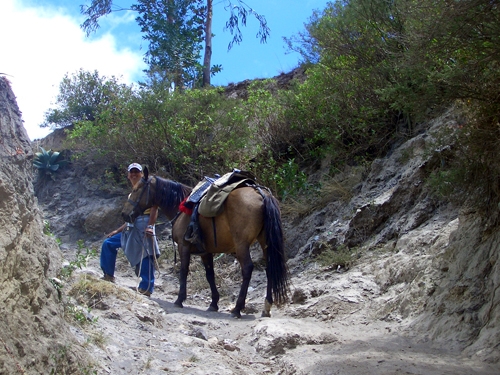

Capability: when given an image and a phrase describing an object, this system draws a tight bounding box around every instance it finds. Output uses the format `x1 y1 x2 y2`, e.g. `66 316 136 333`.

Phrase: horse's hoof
174 301 183 308
261 311 271 318
207 305 218 312
230 310 242 319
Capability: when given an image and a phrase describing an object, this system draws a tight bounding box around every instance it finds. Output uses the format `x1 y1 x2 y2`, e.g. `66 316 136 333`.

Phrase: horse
121 167 290 318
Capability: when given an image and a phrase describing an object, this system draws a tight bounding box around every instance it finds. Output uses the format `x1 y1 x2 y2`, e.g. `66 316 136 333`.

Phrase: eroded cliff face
0 77 90 374
284 109 500 364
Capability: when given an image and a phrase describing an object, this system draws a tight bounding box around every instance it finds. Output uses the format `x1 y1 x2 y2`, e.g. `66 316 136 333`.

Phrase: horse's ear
143 166 149 180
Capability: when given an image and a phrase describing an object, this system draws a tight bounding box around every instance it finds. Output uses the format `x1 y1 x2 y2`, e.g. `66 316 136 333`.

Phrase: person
100 162 160 297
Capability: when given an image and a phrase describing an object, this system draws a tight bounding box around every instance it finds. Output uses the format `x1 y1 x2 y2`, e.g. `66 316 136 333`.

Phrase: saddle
183 169 257 254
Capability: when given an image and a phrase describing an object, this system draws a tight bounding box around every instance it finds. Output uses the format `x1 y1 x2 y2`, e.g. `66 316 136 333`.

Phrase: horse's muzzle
122 210 139 223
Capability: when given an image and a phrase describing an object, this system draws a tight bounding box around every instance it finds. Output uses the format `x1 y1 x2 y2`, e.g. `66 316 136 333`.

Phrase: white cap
127 163 142 172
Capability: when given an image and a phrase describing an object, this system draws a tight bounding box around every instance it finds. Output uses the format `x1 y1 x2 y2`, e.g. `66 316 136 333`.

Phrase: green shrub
33 147 68 179
69 85 255 182
316 244 356 269
60 240 97 279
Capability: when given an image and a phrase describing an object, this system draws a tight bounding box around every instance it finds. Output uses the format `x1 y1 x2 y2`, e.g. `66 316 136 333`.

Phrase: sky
1 0 328 140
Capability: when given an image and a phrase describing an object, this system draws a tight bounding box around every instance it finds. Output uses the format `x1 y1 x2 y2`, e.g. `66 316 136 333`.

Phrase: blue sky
2 0 328 140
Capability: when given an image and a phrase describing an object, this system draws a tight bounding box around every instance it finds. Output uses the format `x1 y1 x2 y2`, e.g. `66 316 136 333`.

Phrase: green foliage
63 302 99 328
273 158 308 202
70 82 256 182
244 80 295 156
281 0 500 216
49 277 64 301
41 69 134 129
135 0 206 89
43 220 62 246
224 0 270 50
43 220 53 236
427 108 500 219
60 240 98 279
80 0 271 87
282 0 400 167
427 167 464 200
316 244 356 269
34 147 68 179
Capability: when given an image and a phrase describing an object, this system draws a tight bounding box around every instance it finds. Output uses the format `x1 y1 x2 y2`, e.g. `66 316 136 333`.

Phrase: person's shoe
101 274 115 283
138 288 152 297
129 286 151 297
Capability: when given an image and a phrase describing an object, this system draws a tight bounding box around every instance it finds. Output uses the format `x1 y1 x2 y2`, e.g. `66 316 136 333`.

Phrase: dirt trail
68 248 499 375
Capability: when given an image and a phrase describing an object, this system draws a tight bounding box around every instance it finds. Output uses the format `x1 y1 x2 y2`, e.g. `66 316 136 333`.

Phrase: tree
135 0 205 89
80 0 270 87
41 69 134 129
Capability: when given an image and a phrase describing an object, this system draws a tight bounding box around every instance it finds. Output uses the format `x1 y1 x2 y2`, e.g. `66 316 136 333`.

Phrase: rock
253 319 338 356
291 288 308 304
0 76 91 374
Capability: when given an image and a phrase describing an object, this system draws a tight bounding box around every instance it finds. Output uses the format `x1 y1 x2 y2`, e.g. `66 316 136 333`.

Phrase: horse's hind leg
174 244 191 308
201 253 219 312
262 267 273 317
232 250 254 318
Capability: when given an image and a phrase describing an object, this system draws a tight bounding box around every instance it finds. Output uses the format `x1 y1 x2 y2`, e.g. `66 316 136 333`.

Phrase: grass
315 244 358 270
184 254 242 299
281 167 364 218
67 274 132 313
85 330 107 349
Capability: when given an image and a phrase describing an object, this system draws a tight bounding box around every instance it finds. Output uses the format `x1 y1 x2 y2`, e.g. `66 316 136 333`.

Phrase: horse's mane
154 176 192 211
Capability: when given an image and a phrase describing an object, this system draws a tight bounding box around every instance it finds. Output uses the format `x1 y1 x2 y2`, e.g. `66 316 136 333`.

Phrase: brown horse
122 168 289 318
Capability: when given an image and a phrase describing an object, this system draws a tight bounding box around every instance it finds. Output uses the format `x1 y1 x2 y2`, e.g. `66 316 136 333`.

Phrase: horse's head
121 167 193 222
121 167 155 223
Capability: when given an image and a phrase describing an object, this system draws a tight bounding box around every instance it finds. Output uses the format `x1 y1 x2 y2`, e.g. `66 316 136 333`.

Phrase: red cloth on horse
179 197 193 216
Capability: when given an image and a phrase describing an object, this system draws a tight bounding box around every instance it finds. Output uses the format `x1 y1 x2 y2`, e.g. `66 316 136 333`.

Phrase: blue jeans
100 232 156 294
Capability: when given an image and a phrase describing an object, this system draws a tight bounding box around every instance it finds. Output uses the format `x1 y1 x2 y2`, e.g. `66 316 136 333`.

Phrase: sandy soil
65 247 499 375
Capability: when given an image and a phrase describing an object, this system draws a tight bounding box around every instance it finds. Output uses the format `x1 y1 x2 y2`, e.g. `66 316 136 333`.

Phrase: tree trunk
202 0 213 87
167 0 183 91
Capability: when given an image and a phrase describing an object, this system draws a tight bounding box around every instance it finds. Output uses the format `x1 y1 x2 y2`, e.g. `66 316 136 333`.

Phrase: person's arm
145 205 159 236
106 223 126 238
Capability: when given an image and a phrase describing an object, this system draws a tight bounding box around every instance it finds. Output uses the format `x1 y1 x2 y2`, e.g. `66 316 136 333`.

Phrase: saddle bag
198 169 256 217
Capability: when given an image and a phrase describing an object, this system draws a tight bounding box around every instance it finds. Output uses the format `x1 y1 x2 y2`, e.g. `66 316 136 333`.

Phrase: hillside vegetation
42 0 500 218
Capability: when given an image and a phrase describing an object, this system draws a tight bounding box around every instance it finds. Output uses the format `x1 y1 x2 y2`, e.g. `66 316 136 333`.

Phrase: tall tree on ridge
80 0 270 87
135 0 205 89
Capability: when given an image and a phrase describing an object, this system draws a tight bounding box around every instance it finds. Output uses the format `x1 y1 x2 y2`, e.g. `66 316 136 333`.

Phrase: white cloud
1 0 146 140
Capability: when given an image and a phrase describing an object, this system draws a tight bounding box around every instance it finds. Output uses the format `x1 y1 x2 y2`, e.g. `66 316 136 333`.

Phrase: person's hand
106 230 117 238
145 226 154 236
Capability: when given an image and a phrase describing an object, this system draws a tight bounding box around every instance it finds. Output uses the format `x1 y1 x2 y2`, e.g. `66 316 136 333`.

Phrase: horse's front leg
201 253 219 312
174 243 191 308
231 252 254 318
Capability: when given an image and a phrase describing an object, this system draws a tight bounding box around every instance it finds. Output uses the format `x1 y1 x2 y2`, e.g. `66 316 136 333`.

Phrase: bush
70 85 255 183
33 147 68 180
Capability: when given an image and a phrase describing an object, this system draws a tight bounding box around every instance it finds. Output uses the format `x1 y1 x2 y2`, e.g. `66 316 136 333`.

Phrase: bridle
124 176 153 223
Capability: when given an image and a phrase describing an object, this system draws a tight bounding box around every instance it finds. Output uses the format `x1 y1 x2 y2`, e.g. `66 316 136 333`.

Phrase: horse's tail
263 194 290 306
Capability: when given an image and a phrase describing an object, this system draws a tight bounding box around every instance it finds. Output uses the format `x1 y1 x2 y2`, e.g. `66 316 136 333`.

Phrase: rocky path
65 245 499 375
